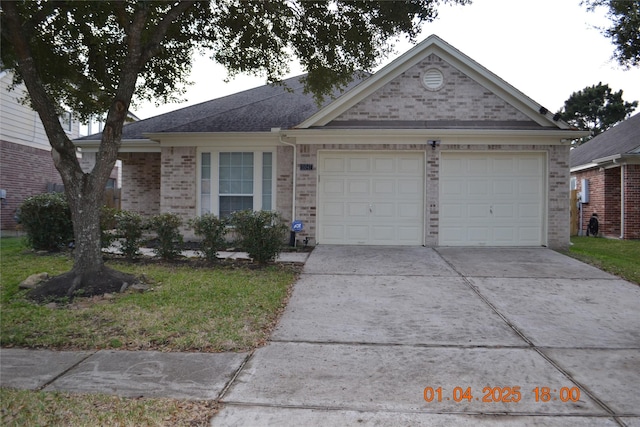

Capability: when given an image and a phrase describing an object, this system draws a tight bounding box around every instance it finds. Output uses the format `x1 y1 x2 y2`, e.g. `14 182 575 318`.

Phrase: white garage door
318 151 424 245
440 152 545 246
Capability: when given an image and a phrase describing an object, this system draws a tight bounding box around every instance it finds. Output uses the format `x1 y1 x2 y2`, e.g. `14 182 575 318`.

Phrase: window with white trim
199 151 274 217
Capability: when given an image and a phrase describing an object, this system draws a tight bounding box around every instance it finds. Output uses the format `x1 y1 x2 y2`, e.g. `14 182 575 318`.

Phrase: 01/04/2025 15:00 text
423 386 581 403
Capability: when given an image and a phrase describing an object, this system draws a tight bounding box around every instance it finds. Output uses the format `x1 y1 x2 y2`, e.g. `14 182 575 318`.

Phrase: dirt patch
28 266 138 303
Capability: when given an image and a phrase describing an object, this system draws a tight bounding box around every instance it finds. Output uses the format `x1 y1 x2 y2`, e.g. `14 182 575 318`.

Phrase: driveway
213 246 640 426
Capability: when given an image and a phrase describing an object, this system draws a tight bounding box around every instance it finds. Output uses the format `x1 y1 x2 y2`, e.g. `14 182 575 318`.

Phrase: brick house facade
77 35 586 249
571 113 640 240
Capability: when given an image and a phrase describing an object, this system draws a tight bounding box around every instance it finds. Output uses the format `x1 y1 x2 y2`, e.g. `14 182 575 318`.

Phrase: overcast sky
135 0 640 120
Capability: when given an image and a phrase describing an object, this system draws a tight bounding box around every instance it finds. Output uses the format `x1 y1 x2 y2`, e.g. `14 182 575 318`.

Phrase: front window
219 152 254 218
200 151 274 218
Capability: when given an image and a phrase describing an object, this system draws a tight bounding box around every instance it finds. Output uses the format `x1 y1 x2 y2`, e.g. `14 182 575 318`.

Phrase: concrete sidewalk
1 246 639 426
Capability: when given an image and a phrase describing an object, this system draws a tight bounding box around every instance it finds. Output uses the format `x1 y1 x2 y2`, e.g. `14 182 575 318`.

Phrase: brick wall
623 164 640 239
160 146 196 234
121 152 161 217
0 139 63 230
334 54 533 123
604 168 621 236
276 144 294 223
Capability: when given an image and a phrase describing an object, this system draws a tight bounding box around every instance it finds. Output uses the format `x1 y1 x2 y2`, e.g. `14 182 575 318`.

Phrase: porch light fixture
428 139 441 150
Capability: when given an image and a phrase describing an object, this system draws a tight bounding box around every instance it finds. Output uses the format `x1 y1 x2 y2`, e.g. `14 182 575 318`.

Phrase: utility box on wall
581 179 589 203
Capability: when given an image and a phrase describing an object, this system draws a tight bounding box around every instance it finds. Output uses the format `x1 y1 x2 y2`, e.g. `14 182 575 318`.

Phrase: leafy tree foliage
558 82 637 145
0 0 469 297
583 0 640 68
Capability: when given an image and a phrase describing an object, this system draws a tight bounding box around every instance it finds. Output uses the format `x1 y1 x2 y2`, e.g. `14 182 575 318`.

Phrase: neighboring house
0 69 81 230
570 113 640 239
76 35 587 249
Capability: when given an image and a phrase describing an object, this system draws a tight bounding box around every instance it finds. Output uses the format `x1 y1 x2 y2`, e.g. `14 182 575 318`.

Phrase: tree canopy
583 0 640 68
558 82 637 145
1 0 470 298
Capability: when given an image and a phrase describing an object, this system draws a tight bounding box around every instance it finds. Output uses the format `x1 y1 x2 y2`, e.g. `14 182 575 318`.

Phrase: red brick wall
574 164 640 239
574 169 605 236
623 164 640 239
0 140 63 230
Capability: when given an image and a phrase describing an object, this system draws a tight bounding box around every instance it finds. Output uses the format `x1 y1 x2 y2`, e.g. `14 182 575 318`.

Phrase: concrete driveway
213 246 640 426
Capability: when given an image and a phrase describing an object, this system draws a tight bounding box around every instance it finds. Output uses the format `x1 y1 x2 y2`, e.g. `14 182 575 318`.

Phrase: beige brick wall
334 54 532 123
121 152 160 217
160 147 196 229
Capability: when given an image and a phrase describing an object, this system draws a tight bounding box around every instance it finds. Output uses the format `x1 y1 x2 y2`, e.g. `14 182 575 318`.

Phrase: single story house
77 35 587 249
570 112 640 239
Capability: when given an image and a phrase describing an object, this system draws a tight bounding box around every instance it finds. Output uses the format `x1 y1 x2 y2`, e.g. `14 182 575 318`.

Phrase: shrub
114 210 144 260
18 193 73 250
230 210 287 264
189 214 228 262
100 206 118 248
147 213 184 260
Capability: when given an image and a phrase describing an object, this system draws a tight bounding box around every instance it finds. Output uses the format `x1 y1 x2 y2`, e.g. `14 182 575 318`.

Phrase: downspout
620 164 625 239
278 131 297 223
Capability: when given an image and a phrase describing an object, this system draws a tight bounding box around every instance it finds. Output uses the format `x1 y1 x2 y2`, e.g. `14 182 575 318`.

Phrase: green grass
1 237 297 351
567 236 640 285
0 388 216 426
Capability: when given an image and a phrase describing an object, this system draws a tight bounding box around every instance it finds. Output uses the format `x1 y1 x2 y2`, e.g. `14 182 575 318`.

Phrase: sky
135 0 640 120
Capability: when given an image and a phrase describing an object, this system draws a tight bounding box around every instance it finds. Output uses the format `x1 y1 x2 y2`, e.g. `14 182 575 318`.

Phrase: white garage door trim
439 151 546 247
317 151 425 245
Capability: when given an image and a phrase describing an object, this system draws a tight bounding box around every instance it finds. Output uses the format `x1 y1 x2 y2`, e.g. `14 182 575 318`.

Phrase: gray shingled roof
77 74 368 141
570 112 640 168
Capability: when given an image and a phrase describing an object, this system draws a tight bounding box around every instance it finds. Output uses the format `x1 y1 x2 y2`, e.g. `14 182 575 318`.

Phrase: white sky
135 0 640 120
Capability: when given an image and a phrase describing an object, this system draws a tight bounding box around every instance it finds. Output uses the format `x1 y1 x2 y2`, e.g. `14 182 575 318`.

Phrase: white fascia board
284 127 587 141
75 138 160 153
144 132 280 148
570 163 599 173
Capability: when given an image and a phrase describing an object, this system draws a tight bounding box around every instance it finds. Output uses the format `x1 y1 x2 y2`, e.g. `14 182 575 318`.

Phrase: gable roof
297 34 570 130
77 74 368 141
570 112 640 169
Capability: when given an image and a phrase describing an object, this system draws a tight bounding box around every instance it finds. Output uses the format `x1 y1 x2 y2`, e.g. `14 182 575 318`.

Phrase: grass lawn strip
567 236 640 285
0 388 216 427
1 237 297 351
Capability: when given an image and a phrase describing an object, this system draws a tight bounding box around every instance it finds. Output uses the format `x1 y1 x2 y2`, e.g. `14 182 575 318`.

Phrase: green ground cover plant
567 236 640 285
0 237 297 351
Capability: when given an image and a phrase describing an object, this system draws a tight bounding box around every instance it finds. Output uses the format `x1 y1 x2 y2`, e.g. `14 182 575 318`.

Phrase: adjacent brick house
0 70 80 230
570 113 640 239
76 35 587 249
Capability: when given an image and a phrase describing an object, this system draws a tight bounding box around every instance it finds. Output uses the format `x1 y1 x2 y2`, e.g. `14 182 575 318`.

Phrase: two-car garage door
317 151 546 247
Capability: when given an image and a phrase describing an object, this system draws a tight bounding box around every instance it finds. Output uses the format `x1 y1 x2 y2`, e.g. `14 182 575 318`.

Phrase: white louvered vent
422 69 444 91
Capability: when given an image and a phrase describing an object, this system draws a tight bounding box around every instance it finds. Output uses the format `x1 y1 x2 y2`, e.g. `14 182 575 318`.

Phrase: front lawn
0 388 216 426
567 236 640 285
0 237 297 352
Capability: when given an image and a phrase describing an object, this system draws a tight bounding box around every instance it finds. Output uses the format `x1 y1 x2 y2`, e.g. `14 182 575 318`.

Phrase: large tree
1 0 469 298
583 0 640 68
557 82 637 145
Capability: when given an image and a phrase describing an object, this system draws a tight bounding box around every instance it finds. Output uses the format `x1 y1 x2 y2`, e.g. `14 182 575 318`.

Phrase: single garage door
440 152 545 246
318 151 424 245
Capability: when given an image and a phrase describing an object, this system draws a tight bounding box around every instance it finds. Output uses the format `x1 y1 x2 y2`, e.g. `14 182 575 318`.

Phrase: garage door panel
346 225 369 241
398 157 422 174
373 180 394 194
373 157 394 173
348 157 370 172
373 203 394 217
440 152 544 246
397 203 421 219
347 203 369 217
324 179 344 195
322 157 345 172
319 151 424 245
468 180 489 195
